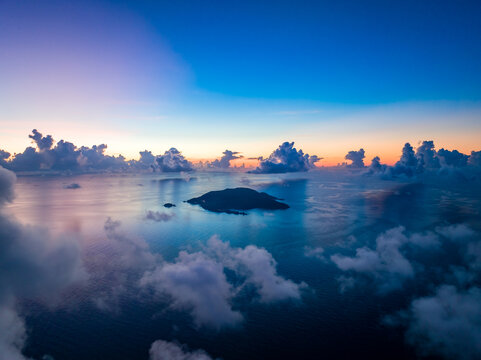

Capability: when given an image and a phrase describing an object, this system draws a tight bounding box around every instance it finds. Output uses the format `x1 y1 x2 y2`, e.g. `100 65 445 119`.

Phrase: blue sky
1 0 480 164
141 0 481 102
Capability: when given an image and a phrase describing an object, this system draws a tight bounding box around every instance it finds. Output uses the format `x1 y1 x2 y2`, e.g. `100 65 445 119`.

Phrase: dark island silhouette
186 187 289 215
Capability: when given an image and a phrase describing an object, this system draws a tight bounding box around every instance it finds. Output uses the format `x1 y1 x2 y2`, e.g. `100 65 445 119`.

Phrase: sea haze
5 170 481 360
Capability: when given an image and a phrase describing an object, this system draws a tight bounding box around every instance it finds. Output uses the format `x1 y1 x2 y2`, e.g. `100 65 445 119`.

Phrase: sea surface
6 170 481 360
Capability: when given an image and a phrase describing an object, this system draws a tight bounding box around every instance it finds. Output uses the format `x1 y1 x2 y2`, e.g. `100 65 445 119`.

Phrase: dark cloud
367 141 481 179
144 210 174 222
388 143 422 178
208 150 243 169
345 148 365 168
249 142 320 174
78 144 126 171
156 148 193 173
468 151 481 167
29 129 54 151
367 156 387 174
437 148 469 168
0 150 11 168
149 340 215 360
64 183 81 189
415 140 440 169
132 150 156 170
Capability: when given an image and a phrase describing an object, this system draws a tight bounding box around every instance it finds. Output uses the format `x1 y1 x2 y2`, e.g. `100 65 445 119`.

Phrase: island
186 187 289 215
163 203 176 208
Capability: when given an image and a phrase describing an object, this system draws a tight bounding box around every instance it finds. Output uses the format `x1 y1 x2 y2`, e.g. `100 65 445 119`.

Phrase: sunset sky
1 0 480 166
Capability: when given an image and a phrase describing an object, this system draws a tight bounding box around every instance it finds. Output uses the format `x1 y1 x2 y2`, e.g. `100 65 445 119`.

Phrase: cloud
415 140 440 169
468 151 481 167
388 143 422 178
0 150 11 167
207 237 305 303
336 275 356 294
149 340 215 360
435 223 475 241
140 250 242 328
345 148 365 168
367 156 387 174
403 285 481 360
249 142 320 174
367 141 481 179
208 150 243 169
437 148 469 168
5 130 128 173
304 246 325 260
64 183 81 189
140 236 304 328
132 150 157 170
28 129 54 151
0 166 85 359
0 306 27 360
373 224 481 359
156 148 193 172
0 166 16 204
145 210 174 222
330 227 441 292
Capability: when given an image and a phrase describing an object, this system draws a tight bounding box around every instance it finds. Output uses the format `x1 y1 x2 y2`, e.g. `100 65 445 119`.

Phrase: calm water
7 170 481 360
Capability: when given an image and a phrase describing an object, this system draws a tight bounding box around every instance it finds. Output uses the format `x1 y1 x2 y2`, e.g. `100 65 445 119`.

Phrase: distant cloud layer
368 140 481 178
345 148 365 168
2 129 127 172
207 150 243 169
0 130 195 173
250 142 320 174
156 148 193 172
1 131 480 177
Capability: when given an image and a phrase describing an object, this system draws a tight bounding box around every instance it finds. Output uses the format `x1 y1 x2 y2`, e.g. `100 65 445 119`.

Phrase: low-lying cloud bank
345 148 365 168
0 130 195 174
364 141 481 178
249 142 320 174
207 150 243 169
3 130 480 176
156 148 193 172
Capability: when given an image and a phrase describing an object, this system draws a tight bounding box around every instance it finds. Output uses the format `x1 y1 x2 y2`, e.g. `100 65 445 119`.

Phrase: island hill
186 187 289 215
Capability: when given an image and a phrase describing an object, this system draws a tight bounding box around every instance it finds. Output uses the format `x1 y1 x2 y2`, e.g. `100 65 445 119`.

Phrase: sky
1 0 480 165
